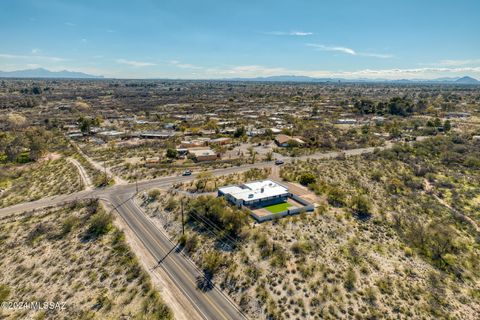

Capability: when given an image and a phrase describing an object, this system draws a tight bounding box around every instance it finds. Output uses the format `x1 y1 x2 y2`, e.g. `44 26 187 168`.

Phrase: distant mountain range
224 75 480 84
0 68 103 79
0 68 478 84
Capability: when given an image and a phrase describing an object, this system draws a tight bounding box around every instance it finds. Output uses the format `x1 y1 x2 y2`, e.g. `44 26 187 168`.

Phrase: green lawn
264 202 292 213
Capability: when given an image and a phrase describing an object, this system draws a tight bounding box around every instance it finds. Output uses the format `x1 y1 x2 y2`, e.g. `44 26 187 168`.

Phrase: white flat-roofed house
336 119 357 125
218 180 290 207
97 130 125 141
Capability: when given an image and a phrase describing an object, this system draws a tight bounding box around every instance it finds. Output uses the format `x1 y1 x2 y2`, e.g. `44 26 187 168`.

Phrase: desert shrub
179 233 198 253
246 265 262 281
164 197 178 211
256 234 274 259
350 194 372 218
59 215 80 237
256 285 269 305
344 268 357 291
93 173 114 188
26 223 51 243
464 155 480 168
270 246 288 268
141 290 173 319
375 277 394 295
93 292 112 311
291 240 313 256
147 188 161 200
298 263 316 278
370 170 382 181
364 286 378 305
87 206 113 237
0 284 10 302
299 172 316 186
326 186 347 207
202 251 224 275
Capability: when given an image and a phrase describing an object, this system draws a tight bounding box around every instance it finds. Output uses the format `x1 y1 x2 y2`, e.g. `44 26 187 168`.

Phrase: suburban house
218 179 314 222
188 148 219 162
139 131 177 139
446 112 471 119
275 134 305 147
208 137 232 145
336 118 357 124
180 139 208 148
218 180 290 207
97 130 125 141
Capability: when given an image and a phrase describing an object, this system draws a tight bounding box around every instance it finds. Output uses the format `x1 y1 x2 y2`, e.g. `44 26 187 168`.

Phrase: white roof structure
189 148 217 157
219 180 289 202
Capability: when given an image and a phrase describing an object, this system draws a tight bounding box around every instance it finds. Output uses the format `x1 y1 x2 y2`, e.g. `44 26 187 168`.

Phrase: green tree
166 148 178 159
5 135 26 162
443 120 451 132
79 117 92 133
234 126 246 138
299 172 316 186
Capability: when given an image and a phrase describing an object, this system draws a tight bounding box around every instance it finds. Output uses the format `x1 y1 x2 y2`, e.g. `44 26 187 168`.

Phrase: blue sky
1 0 479 79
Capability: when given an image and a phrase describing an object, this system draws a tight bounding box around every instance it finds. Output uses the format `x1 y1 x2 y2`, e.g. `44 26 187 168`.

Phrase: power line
187 212 237 250
187 209 239 246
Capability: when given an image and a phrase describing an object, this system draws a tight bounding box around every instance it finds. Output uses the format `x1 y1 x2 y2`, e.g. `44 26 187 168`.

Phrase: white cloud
65 22 76 27
31 48 40 54
422 59 480 67
0 53 66 62
267 31 314 36
116 59 156 67
169 60 204 69
307 44 393 58
194 64 480 80
307 43 356 55
361 52 394 59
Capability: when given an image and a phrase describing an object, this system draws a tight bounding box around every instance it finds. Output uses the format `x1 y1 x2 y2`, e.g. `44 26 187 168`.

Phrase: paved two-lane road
108 194 246 320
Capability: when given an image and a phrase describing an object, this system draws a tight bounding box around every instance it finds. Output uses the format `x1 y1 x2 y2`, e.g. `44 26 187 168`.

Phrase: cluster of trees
0 127 53 162
353 97 430 116
394 212 464 274
78 116 102 133
20 86 48 95
380 134 480 169
186 196 249 238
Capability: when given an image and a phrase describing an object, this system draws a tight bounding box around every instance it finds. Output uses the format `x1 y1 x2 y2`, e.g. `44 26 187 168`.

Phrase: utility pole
181 199 185 236
135 177 138 194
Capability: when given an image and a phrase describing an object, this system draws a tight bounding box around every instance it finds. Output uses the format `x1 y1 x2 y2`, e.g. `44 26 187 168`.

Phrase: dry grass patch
0 200 172 320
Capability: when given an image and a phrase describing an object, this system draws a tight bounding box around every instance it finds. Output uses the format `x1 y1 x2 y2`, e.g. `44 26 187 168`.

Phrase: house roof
219 180 289 202
275 134 305 145
188 148 217 157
